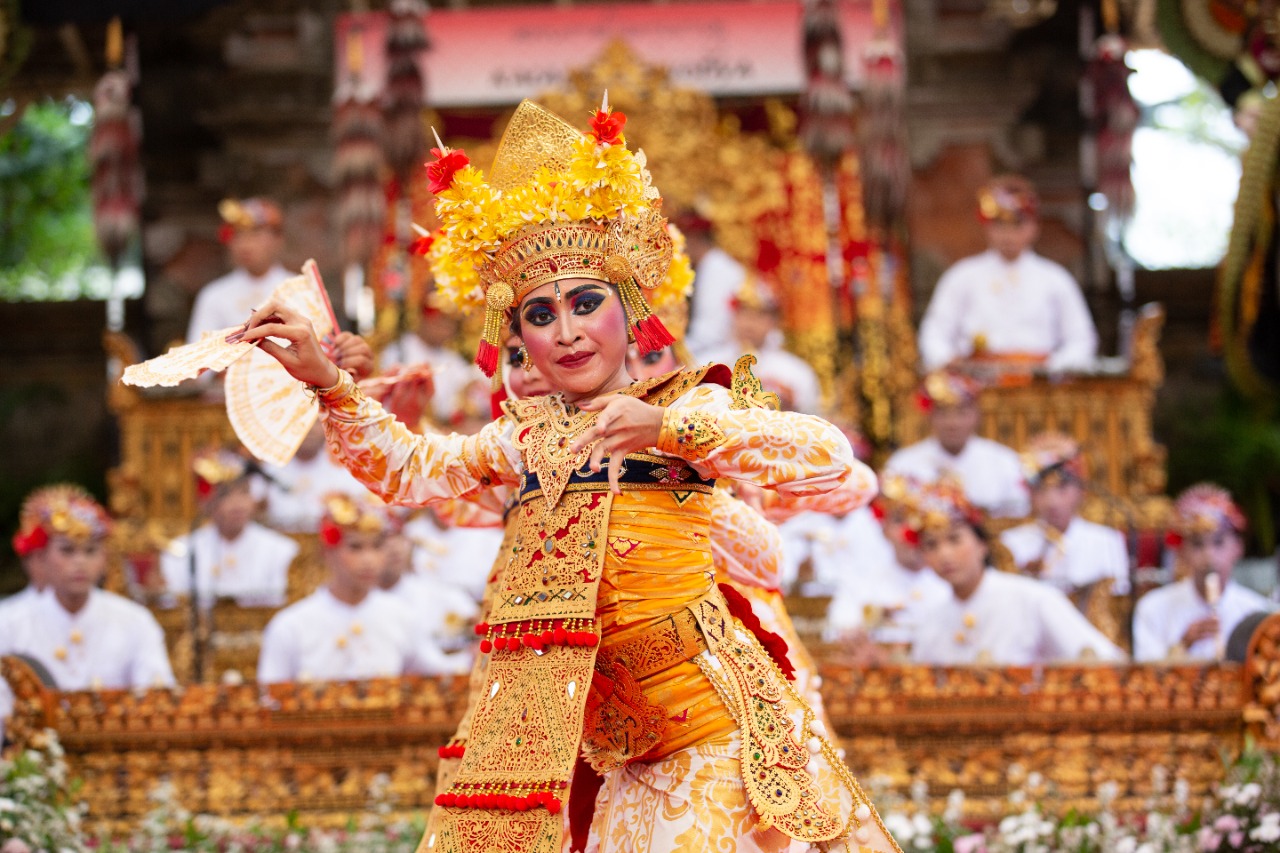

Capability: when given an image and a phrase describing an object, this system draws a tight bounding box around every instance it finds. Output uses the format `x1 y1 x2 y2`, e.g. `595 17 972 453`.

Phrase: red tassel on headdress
475 340 500 377
717 582 796 681
633 315 675 355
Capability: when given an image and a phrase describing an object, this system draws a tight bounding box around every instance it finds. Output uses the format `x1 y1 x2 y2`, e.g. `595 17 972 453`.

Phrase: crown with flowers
905 475 986 537
915 369 983 412
1019 431 1087 488
12 484 111 556
1167 483 1246 548
976 175 1039 225
424 96 692 377
318 492 394 548
193 448 251 500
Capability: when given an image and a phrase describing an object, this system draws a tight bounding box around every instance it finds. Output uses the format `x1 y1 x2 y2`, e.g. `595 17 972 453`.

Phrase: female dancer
237 100 898 853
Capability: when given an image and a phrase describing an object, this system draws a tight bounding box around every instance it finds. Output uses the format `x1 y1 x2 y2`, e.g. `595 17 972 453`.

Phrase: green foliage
1161 387 1280 553
0 97 103 300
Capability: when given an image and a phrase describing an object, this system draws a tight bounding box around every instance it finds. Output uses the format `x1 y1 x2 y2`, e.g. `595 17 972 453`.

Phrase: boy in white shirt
1001 432 1131 600
0 488 175 690
1133 484 1274 662
160 448 299 608
907 477 1124 666
258 494 464 684
918 175 1098 371
885 370 1028 517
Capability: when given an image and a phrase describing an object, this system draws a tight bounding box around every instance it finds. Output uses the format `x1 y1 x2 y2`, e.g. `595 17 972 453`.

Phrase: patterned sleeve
317 369 519 507
656 385 855 496
762 461 878 522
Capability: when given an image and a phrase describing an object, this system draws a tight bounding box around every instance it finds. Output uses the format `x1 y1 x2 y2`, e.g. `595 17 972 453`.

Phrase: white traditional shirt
826 558 951 645
383 572 478 665
701 338 822 414
885 436 1030 518
160 521 299 607
262 452 368 533
186 264 293 343
1001 516 1131 595
258 587 458 683
379 333 484 424
911 570 1125 665
918 249 1098 371
403 515 502 604
0 584 40 615
0 588 175 690
1132 577 1275 662
685 246 747 362
779 507 895 594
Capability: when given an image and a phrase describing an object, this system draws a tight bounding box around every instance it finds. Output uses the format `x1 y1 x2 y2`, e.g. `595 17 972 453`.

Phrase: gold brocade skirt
593 490 736 760
583 731 790 853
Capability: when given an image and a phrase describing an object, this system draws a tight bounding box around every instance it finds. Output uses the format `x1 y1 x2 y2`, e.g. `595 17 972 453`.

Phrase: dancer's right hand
229 302 340 389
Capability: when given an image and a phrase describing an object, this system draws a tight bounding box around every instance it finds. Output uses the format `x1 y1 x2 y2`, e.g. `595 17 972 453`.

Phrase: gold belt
596 607 707 681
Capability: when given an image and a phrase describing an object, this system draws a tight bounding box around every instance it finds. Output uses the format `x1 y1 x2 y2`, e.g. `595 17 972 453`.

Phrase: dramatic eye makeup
520 283 609 327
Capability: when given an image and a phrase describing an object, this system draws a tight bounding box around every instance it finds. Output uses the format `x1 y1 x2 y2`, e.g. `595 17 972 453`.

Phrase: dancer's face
517 278 632 402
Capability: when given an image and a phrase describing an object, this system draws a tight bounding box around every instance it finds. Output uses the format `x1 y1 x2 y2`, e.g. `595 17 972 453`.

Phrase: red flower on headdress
913 390 934 413
319 519 343 548
408 233 435 257
901 526 920 547
870 501 886 522
426 147 470 195
1164 530 1183 550
588 109 626 146
217 224 236 245
12 525 48 556
196 478 214 499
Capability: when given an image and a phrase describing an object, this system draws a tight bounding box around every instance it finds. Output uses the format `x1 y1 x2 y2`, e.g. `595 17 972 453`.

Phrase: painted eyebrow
522 283 605 311
566 283 606 298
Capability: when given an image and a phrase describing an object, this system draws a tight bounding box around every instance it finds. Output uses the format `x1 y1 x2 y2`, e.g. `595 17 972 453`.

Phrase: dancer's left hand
571 395 664 494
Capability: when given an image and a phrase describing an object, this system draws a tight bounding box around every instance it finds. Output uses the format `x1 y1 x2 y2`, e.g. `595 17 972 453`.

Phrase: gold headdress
1170 483 1246 540
192 447 252 501
976 174 1039 224
318 492 394 547
1019 431 1087 487
915 369 983 411
427 97 691 376
12 484 110 555
905 475 986 537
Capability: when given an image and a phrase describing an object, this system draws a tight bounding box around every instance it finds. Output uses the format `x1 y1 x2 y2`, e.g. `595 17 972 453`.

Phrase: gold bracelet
309 369 355 406
657 407 726 462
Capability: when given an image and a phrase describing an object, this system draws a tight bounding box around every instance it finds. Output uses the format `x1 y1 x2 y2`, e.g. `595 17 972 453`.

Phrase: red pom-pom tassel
475 339 500 377
633 315 675 355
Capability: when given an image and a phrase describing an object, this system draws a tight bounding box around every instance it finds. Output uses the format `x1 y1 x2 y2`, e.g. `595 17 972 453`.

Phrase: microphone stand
188 515 205 684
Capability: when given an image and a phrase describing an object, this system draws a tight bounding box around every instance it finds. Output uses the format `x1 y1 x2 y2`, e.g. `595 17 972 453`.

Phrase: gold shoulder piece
730 355 780 411
642 364 720 407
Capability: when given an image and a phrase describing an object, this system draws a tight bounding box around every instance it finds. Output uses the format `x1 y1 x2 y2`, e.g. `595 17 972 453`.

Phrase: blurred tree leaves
0 97 103 300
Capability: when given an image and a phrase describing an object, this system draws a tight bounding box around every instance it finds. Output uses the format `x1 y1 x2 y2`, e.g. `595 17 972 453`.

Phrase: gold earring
519 345 532 372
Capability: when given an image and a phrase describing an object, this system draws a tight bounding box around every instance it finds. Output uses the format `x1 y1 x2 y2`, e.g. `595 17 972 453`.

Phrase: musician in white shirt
187 198 293 342
258 493 463 684
698 274 822 414
918 175 1098 371
885 370 1028 517
1001 432 1130 597
160 449 298 607
907 478 1124 666
1133 484 1274 662
0 488 174 691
